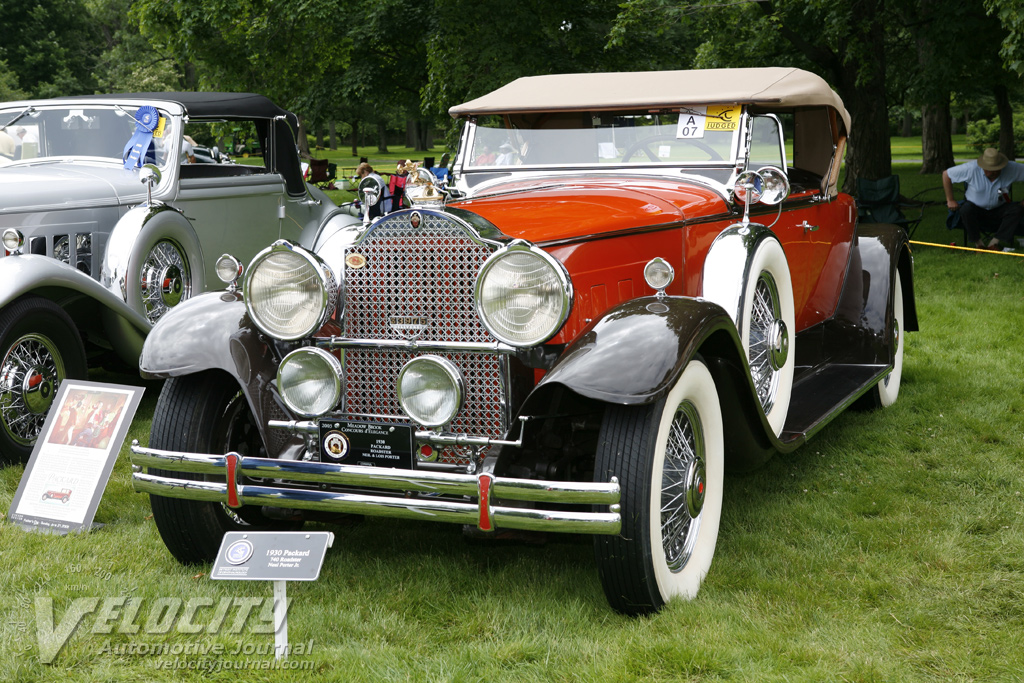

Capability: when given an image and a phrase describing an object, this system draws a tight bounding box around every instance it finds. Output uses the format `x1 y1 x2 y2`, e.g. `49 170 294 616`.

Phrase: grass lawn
2 163 1023 681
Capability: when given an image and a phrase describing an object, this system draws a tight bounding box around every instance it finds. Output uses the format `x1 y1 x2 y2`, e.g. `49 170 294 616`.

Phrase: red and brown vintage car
130 67 915 614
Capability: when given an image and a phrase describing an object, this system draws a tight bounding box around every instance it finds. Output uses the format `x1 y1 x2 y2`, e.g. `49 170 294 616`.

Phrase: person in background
355 162 391 218
943 147 1024 250
431 152 451 182
181 136 196 164
0 130 15 161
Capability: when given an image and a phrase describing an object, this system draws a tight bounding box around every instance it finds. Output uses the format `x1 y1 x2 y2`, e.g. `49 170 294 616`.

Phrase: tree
612 0 895 192
986 0 1024 76
0 0 103 97
133 0 352 153
86 0 180 92
424 0 692 148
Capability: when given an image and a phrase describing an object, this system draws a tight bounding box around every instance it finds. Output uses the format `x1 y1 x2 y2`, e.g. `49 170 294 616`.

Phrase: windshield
0 105 176 170
464 107 742 170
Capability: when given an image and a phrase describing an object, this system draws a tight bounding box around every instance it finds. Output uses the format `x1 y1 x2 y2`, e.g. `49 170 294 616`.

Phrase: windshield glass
0 105 175 170
465 107 742 169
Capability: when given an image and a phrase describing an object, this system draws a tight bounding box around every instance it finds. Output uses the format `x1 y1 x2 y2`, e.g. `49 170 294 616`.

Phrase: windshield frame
458 107 747 174
0 102 183 173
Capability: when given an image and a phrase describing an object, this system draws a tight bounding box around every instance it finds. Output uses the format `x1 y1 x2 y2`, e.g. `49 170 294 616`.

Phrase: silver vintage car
0 92 359 461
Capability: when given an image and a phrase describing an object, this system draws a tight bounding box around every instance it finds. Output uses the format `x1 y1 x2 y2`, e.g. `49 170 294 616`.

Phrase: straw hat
977 147 1008 171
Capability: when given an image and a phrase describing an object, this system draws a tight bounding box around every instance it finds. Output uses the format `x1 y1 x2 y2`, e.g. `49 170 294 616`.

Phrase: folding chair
856 175 924 237
307 158 337 189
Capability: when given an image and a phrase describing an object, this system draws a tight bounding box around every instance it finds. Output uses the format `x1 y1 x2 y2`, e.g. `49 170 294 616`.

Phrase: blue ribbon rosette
122 106 159 170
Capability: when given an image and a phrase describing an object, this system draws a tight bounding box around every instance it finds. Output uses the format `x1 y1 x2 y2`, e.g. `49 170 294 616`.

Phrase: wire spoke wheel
594 358 724 615
747 272 783 414
660 401 705 572
0 297 87 463
140 239 191 323
0 333 65 445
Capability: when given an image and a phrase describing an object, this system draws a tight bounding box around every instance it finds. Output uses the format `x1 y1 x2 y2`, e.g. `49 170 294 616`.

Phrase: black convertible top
57 92 296 125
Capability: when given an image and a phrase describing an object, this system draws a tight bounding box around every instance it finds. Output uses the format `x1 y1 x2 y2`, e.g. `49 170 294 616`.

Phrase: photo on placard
8 380 144 534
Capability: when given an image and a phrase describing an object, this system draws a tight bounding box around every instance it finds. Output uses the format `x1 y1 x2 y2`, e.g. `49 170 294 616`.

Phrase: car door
748 115 853 331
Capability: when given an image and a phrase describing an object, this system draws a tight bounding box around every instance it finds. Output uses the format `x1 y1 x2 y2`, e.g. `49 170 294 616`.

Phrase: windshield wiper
1 106 36 131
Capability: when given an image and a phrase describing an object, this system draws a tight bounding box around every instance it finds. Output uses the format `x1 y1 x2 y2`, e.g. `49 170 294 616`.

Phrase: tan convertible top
450 67 850 134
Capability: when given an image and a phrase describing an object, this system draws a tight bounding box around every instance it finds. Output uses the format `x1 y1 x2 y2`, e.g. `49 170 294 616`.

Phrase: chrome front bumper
129 441 621 535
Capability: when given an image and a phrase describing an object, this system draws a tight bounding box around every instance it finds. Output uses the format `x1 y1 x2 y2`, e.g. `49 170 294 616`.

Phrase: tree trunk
329 121 337 150
406 118 417 148
416 119 431 151
295 116 310 157
760 0 891 194
902 112 913 137
835 19 891 195
921 101 954 173
315 126 325 150
951 116 958 136
350 120 359 157
376 121 389 153
994 84 1015 159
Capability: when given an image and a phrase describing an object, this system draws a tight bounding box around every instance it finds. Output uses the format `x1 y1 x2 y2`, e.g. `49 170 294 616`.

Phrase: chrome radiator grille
342 213 494 343
341 212 505 465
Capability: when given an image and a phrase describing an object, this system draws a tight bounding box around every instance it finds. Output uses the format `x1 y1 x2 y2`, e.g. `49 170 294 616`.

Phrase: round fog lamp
2 228 24 252
644 257 675 292
215 253 243 285
397 356 464 428
277 347 343 417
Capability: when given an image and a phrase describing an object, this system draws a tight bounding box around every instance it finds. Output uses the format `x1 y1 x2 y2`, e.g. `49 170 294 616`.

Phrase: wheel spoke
661 400 706 572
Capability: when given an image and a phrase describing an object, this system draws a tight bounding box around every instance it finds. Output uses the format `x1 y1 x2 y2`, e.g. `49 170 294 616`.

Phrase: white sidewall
877 271 904 406
648 359 724 601
740 239 795 436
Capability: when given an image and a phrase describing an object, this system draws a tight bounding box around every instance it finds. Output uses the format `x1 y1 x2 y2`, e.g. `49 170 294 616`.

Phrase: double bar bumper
129 441 621 535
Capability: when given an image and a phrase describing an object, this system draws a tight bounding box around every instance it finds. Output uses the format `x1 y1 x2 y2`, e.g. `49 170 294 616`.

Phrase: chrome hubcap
141 240 190 323
767 318 789 371
661 400 705 573
749 272 783 414
158 264 185 307
1 334 65 445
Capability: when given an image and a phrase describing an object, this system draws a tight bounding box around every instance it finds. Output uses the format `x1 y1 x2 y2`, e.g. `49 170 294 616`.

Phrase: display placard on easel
212 531 334 659
7 380 144 535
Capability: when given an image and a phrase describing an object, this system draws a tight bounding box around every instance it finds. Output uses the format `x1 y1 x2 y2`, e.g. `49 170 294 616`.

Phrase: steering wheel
621 134 724 163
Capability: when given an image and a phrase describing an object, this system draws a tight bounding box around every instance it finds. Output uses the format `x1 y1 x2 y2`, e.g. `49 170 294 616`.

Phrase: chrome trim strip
317 337 516 354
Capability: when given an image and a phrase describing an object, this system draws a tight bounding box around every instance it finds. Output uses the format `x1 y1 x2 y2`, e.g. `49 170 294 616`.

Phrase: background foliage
1 0 1021 184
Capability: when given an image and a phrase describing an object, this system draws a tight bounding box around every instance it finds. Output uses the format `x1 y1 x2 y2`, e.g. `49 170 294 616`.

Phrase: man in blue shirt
943 147 1024 250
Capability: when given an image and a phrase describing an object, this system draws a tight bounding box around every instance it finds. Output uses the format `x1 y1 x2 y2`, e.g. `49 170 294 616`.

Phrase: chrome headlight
475 243 572 347
277 347 343 417
397 355 464 428
243 240 338 341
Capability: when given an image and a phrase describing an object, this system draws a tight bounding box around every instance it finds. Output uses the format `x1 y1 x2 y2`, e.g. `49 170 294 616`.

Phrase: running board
780 363 889 443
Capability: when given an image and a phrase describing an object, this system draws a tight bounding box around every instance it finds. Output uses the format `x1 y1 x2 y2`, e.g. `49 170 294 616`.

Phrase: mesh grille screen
341 213 505 465
343 213 493 342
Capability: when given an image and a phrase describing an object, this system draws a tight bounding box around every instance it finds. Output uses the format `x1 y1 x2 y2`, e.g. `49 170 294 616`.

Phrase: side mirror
756 166 790 205
733 170 764 205
358 175 385 207
357 175 387 227
140 163 162 205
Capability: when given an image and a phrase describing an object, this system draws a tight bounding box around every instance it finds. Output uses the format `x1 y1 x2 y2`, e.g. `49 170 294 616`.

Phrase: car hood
447 175 731 243
0 162 148 214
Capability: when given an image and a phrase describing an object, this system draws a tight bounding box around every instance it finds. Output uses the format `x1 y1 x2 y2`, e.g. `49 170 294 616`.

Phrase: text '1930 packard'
130 68 916 614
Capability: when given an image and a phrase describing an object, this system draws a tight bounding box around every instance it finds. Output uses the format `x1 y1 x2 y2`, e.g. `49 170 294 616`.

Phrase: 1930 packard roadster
130 68 916 614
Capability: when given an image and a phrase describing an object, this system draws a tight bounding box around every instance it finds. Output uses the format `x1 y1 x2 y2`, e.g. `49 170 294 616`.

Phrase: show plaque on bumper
319 419 413 469
129 441 621 535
